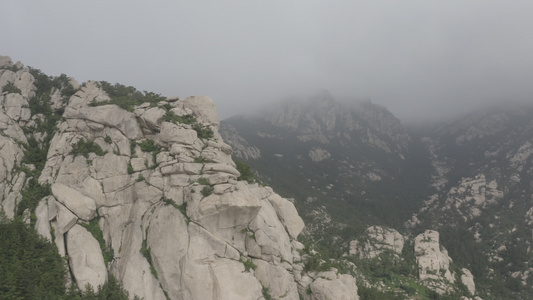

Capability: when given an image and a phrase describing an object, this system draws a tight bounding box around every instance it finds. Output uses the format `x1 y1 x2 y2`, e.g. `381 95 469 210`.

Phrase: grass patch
80 218 114 266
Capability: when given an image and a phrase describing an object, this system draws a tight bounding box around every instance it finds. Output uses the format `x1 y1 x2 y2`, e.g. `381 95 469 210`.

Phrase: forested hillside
221 96 533 299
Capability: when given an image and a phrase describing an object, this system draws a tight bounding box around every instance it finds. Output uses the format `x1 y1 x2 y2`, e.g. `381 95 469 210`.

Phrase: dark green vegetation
222 113 432 247
0 218 66 298
137 139 158 152
140 237 158 278
92 81 166 111
17 68 78 219
80 218 114 266
70 139 107 158
0 65 147 299
161 197 190 223
221 102 533 299
201 185 214 197
2 82 21 94
163 110 214 139
240 257 257 272
235 160 257 183
0 218 134 299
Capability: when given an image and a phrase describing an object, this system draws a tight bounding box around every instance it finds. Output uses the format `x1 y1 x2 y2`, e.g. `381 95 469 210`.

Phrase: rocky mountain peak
0 55 363 300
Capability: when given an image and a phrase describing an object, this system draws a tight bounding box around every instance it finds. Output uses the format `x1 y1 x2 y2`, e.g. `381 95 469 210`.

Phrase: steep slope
0 56 360 300
409 104 533 298
223 94 533 299
221 93 431 247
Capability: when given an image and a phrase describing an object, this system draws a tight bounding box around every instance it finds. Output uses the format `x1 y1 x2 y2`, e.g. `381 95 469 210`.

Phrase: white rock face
308 274 358 300
414 230 456 294
67 224 108 291
254 259 300 300
267 192 305 239
11 78 351 300
309 147 331 162
51 183 96 221
0 58 358 300
350 226 404 259
179 95 220 129
461 268 476 295
0 111 27 218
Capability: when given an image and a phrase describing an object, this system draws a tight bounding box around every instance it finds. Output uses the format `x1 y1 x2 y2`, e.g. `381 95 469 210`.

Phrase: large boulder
414 230 455 294
51 183 96 221
66 225 108 291
179 96 220 129
349 226 404 259
308 274 359 300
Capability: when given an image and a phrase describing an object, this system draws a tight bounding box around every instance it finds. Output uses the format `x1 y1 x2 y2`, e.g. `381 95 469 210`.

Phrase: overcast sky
2 1 533 121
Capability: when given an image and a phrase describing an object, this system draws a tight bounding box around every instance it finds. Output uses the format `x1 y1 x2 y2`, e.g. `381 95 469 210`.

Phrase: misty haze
1 1 533 299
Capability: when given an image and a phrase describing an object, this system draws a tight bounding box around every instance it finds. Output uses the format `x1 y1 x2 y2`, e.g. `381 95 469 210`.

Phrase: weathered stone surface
112 204 168 300
308 274 359 300
147 204 189 299
139 107 166 131
160 122 197 144
51 183 96 220
0 56 12 69
0 59 323 300
34 198 52 241
188 184 262 251
254 259 299 300
67 225 108 291
14 71 35 98
248 191 293 262
64 105 141 139
414 230 455 294
69 81 110 107
461 268 476 295
209 259 263 300
179 96 220 129
48 197 78 235
267 193 305 239
349 226 404 259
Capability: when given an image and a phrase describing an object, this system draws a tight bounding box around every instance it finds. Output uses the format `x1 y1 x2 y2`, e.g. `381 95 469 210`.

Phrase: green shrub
70 139 107 158
140 238 158 278
235 160 256 183
137 174 145 182
138 139 158 152
96 81 166 111
127 163 134 174
241 258 257 272
161 198 190 223
80 218 114 266
104 135 113 144
192 123 214 140
197 177 209 185
2 82 21 94
262 287 272 300
201 186 213 197
162 111 213 140
194 156 213 163
163 111 196 125
0 219 66 298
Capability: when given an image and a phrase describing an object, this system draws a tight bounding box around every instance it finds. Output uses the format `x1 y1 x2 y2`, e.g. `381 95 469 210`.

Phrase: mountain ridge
221 94 533 299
